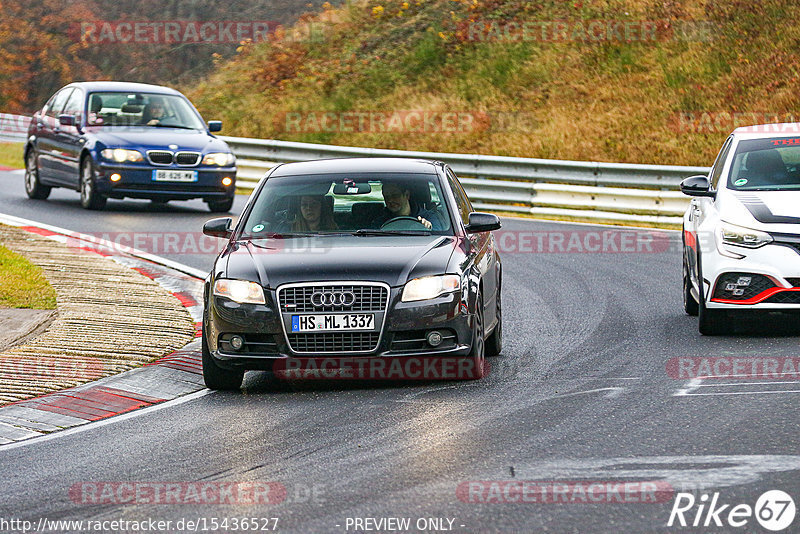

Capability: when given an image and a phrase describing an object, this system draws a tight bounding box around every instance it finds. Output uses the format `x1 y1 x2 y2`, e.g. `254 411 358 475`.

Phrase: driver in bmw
372 182 442 230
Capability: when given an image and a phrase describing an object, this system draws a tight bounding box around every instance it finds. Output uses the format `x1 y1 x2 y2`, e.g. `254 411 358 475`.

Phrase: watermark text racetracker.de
64 229 675 256
670 112 800 134
71 20 331 45
667 357 800 380
494 229 673 254
465 19 714 43
65 232 327 256
277 110 538 134
457 480 674 503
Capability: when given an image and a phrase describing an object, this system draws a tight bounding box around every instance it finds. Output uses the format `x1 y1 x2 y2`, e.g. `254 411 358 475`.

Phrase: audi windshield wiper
351 229 431 236
239 232 318 240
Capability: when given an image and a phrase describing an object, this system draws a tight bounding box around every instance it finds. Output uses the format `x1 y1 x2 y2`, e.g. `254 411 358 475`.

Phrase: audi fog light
426 331 443 347
213 279 265 305
230 335 244 350
402 275 460 302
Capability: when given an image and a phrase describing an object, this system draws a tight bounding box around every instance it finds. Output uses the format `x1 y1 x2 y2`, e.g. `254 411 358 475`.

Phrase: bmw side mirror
208 120 223 132
58 114 75 127
203 217 233 239
680 175 715 198
466 212 501 234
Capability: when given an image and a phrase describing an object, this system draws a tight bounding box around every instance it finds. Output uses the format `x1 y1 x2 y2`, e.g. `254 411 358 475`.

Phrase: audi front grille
276 282 390 354
278 284 387 313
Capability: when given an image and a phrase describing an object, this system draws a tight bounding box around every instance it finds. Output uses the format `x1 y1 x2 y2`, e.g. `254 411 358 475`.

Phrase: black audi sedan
24 81 236 211
201 158 502 390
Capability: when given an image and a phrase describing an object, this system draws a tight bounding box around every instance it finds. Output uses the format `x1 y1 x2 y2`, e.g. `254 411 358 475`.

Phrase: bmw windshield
240 173 454 238
85 92 206 130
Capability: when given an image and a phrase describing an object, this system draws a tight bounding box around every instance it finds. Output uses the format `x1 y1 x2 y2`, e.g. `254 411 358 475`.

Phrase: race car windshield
240 173 454 238
728 138 800 191
85 92 206 130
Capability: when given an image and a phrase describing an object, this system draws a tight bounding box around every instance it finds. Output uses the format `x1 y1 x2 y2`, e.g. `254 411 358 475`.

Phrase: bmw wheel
206 197 234 213
80 158 107 210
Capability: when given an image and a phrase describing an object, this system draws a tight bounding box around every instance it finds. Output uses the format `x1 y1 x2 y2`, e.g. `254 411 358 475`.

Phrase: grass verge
0 243 57 309
0 142 24 169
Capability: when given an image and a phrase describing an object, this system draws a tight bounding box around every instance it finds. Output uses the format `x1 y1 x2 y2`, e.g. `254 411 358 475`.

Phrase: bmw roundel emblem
169 144 178 150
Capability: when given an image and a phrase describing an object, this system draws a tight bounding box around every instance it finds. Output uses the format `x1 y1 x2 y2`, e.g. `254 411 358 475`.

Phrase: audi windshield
240 173 455 237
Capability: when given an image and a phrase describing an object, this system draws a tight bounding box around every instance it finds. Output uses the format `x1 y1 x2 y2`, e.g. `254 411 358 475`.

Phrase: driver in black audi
372 181 443 230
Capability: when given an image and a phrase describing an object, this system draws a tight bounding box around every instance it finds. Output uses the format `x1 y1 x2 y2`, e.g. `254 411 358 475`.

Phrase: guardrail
0 113 30 142
222 136 707 226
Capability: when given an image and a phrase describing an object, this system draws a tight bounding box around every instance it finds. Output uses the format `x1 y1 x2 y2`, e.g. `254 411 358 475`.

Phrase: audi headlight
202 152 236 166
213 279 265 304
718 222 773 249
402 275 460 302
101 148 144 163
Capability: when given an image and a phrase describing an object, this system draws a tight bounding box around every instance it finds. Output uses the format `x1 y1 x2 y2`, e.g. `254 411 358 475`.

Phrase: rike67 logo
668 490 796 531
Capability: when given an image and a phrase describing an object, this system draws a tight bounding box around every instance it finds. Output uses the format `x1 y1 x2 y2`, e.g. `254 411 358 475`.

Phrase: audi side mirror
208 120 223 132
680 175 715 198
203 217 233 239
465 212 501 234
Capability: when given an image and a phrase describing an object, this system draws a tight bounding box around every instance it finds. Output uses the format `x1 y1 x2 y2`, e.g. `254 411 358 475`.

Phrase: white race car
682 124 800 334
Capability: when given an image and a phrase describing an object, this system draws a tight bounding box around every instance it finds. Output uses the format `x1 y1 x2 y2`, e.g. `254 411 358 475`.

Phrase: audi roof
268 158 441 176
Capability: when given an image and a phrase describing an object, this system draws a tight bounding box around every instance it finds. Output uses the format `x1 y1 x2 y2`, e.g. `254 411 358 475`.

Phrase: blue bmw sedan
23 81 237 212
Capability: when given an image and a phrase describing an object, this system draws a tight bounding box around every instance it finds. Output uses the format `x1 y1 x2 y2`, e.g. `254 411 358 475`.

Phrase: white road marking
514 455 800 492
673 378 703 396
550 386 625 399
674 377 800 397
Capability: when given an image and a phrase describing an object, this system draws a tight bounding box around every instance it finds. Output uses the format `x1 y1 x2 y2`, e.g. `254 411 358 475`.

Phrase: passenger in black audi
201 158 502 390
372 181 443 230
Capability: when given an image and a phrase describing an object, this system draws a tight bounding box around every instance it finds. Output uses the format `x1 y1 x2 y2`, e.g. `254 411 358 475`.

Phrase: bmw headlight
718 222 773 249
202 152 236 166
213 279 265 305
101 148 144 163
402 275 460 302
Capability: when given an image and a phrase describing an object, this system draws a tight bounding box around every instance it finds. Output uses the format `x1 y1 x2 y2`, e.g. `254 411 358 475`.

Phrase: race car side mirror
680 175 715 198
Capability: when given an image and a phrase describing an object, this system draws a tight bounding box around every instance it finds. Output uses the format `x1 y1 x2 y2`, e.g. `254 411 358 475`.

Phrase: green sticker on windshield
734 178 748 186
252 224 265 232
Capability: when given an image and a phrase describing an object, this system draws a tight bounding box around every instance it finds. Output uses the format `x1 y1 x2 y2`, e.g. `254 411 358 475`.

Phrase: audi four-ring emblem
310 291 356 307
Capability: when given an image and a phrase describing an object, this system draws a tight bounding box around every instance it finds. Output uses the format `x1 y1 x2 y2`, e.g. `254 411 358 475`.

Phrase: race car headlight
719 222 773 249
402 275 460 302
202 152 236 166
101 148 144 163
213 279 265 304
